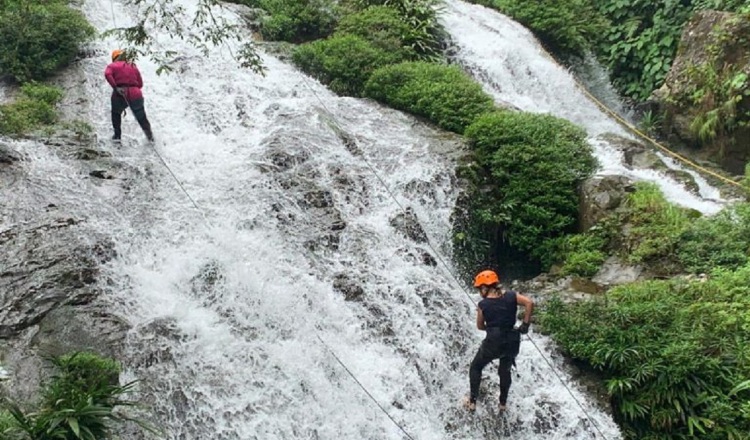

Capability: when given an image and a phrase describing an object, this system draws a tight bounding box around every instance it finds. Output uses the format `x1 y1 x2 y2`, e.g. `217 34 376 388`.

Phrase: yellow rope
574 79 744 189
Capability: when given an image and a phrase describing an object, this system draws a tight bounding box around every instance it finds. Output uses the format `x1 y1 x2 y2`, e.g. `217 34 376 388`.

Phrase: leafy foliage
335 6 419 60
0 0 95 83
539 266 750 439
475 0 608 59
293 35 402 96
461 111 596 263
1 352 151 440
675 16 750 149
364 62 495 133
677 203 750 274
104 0 264 75
592 0 693 100
343 0 445 60
0 83 63 135
554 232 609 277
257 0 338 43
619 183 695 267
592 0 750 101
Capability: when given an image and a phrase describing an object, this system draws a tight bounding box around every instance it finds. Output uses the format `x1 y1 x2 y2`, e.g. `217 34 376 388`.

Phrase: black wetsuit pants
469 328 520 405
111 95 152 139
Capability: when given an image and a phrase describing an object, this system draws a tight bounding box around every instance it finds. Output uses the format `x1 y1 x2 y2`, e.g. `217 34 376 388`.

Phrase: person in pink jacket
104 49 154 142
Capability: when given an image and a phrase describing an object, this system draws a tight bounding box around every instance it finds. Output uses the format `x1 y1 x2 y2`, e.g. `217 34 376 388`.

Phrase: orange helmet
474 270 500 287
111 49 124 62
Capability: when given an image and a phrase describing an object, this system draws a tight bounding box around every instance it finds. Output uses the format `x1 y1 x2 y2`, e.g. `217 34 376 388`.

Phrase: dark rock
75 148 111 160
579 175 634 231
90 169 114 179
0 217 108 338
0 142 22 164
390 207 428 243
332 273 365 301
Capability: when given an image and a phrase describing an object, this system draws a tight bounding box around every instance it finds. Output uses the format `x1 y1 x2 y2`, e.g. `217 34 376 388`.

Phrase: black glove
516 322 530 334
115 87 126 97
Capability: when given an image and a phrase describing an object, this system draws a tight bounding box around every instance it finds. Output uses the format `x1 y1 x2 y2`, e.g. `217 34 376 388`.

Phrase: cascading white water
441 0 726 215
23 0 633 438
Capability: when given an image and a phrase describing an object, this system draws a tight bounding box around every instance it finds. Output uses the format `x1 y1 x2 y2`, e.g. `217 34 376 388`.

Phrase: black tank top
479 291 517 330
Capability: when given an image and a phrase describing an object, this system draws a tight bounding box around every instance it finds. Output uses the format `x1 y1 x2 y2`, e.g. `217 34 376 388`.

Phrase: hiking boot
112 134 121 143
498 402 507 412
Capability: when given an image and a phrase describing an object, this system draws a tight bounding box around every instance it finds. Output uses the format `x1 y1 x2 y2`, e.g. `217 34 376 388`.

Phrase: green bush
539 266 750 439
3 352 147 440
677 202 750 273
43 352 121 408
461 111 596 261
258 0 338 43
0 83 63 135
620 183 694 268
483 0 607 58
556 233 608 277
364 62 495 133
293 35 401 96
0 1 95 82
335 6 418 60
343 0 444 59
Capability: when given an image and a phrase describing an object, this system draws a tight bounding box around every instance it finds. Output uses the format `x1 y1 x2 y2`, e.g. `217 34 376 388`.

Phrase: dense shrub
619 183 696 267
335 6 418 60
539 266 750 439
293 35 401 96
343 0 444 59
364 62 495 133
478 0 607 59
461 111 596 262
0 83 63 135
554 232 608 277
677 202 750 273
258 0 338 43
0 1 95 83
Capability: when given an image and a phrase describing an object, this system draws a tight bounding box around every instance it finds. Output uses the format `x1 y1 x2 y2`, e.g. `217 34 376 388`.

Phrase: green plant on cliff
679 19 750 150
1 352 153 440
0 83 63 136
539 266 750 439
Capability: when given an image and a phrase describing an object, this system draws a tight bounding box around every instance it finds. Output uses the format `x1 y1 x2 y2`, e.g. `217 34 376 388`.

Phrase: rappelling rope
299 74 612 440
573 75 743 190
106 2 606 437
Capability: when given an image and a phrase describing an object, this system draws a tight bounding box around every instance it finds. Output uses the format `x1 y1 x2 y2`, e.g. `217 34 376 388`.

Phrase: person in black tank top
464 270 534 413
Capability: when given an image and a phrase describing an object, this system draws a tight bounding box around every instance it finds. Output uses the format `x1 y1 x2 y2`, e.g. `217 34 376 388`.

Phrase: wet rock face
652 10 750 174
389 207 428 243
0 141 22 164
332 273 365 301
0 215 115 338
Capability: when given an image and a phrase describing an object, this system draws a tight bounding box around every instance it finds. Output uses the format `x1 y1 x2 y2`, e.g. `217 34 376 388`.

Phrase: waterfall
441 0 726 215
0 0 636 437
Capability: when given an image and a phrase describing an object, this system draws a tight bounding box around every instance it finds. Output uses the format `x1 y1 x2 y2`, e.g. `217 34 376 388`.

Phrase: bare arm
476 307 486 330
516 293 534 324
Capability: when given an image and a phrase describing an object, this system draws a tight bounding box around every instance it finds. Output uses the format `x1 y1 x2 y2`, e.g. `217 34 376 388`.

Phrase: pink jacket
104 61 144 101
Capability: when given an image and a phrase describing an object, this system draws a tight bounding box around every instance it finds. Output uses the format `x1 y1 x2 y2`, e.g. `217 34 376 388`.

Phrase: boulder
579 175 634 231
